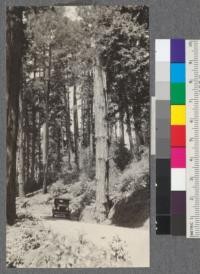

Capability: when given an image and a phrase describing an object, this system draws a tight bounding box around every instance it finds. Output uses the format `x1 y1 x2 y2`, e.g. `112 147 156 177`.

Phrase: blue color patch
171 63 185 83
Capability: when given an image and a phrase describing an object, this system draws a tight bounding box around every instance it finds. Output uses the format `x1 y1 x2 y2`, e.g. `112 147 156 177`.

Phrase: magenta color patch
171 147 186 168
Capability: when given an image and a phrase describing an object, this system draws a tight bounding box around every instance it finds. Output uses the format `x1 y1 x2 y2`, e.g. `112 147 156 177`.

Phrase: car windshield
55 199 69 206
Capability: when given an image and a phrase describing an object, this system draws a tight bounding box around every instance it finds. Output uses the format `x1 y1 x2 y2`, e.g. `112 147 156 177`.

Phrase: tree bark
56 123 61 172
18 87 25 197
6 7 23 224
125 106 135 157
37 111 42 185
73 84 79 170
25 108 30 186
89 94 94 159
43 45 51 194
119 110 125 145
63 86 72 169
94 56 109 222
31 106 36 183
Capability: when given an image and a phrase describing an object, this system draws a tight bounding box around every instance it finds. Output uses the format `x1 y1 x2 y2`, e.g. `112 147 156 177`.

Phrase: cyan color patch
171 63 185 83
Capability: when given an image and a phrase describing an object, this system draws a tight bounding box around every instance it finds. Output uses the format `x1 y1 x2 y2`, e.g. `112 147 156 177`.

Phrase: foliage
7 213 131 268
109 235 129 262
108 150 149 227
7 217 50 268
49 179 69 198
15 5 149 195
119 149 149 193
67 180 96 219
23 231 131 268
8 5 149 232
113 139 132 170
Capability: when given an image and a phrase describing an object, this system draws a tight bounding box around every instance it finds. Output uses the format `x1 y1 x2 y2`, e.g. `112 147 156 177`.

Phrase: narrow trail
42 217 149 267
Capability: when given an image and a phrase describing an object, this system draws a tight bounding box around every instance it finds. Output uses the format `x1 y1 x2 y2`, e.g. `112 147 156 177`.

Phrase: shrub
49 180 68 198
108 151 150 228
119 152 149 193
113 139 132 171
7 218 49 268
23 230 131 267
109 235 129 262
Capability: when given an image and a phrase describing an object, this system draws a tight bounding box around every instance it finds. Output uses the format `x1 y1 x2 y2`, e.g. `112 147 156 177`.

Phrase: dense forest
6 6 149 226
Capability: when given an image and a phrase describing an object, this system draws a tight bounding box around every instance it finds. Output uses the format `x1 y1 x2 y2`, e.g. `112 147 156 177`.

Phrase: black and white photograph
6 5 150 268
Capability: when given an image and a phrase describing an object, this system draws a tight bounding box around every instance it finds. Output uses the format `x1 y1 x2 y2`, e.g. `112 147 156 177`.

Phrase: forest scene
6 6 150 268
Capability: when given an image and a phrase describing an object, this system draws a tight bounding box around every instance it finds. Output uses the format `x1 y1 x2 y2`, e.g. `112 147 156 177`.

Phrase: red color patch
171 125 186 147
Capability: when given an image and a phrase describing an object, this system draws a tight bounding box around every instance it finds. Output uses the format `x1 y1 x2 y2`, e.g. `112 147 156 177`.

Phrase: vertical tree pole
43 44 51 194
18 87 25 197
125 105 135 157
30 58 37 184
89 87 94 163
37 111 42 185
119 110 125 145
94 56 109 222
73 83 79 171
63 86 72 170
6 7 23 224
31 105 36 183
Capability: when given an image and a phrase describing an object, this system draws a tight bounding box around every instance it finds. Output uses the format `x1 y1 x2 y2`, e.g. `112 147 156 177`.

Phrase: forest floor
7 183 149 268
42 218 149 267
7 154 150 267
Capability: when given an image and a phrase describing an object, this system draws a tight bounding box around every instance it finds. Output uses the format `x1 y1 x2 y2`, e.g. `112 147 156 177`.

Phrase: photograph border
1 0 200 273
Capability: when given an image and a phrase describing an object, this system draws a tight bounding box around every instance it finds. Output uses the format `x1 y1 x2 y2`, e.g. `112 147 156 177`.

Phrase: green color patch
171 83 185 104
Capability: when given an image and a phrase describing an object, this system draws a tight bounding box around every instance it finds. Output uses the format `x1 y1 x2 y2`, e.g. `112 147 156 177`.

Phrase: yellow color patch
171 105 186 125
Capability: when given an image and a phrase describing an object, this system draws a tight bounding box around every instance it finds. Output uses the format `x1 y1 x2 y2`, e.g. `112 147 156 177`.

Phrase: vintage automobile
52 198 70 219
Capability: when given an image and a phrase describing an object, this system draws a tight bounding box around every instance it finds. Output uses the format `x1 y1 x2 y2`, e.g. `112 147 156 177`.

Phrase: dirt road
42 217 149 267
22 195 149 267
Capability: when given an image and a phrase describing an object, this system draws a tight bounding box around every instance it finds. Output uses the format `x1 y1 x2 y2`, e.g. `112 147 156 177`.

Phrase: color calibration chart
155 39 200 237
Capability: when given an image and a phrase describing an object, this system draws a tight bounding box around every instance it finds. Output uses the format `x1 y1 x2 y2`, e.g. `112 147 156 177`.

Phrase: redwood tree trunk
63 86 72 169
89 94 94 160
43 45 51 194
25 108 30 185
18 87 25 197
125 106 135 157
37 111 42 185
73 84 79 170
31 106 36 183
6 7 23 224
119 110 125 145
94 56 109 222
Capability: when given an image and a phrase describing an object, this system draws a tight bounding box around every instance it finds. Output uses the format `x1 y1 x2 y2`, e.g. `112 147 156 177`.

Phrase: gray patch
155 82 170 100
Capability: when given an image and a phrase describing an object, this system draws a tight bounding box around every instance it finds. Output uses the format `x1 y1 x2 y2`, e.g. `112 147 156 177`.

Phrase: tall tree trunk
125 106 135 157
89 94 94 159
56 124 61 172
94 56 109 222
31 106 36 183
6 7 23 225
30 58 37 184
18 87 25 197
63 86 72 169
133 120 142 160
61 120 65 154
38 111 42 185
79 94 85 170
73 84 79 170
24 108 30 187
119 110 124 145
43 45 51 194
114 122 118 140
